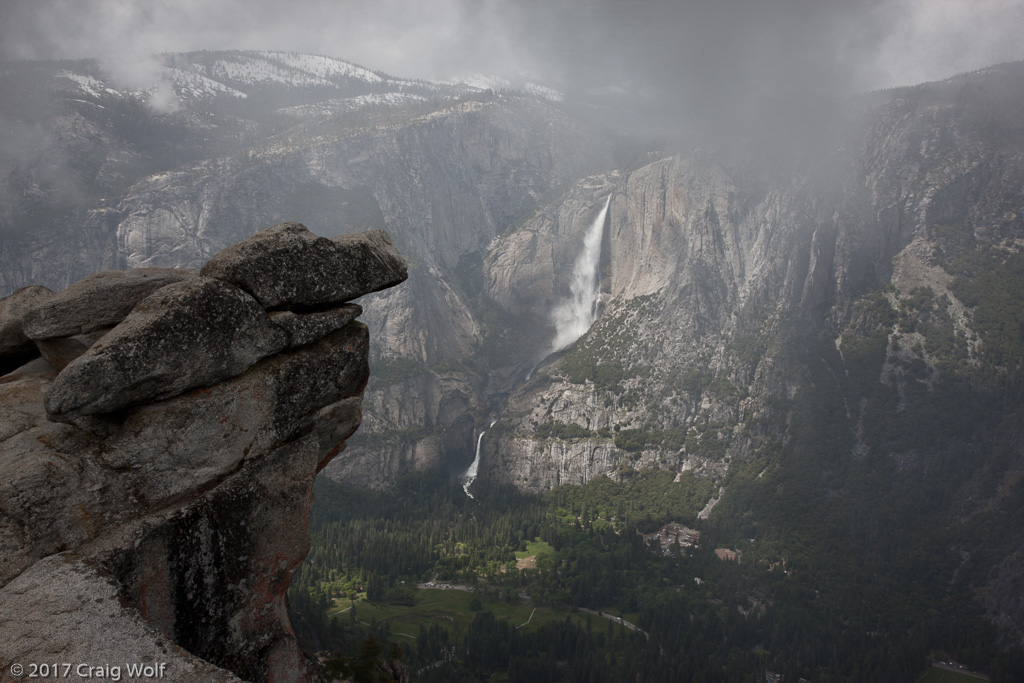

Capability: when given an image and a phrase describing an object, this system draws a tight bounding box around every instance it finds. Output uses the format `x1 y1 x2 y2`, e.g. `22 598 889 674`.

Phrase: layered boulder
0 223 406 683
200 223 407 309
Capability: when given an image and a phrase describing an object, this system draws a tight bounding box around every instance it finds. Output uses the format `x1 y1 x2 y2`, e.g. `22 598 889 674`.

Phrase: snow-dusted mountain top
447 73 564 101
202 51 384 88
256 51 384 84
164 67 248 99
56 70 125 99
39 50 563 116
447 73 513 92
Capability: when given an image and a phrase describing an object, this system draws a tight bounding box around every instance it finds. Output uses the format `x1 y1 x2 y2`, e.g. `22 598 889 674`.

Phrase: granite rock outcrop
0 223 406 683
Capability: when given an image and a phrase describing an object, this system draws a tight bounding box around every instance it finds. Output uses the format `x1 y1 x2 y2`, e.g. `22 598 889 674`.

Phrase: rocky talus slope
0 223 406 682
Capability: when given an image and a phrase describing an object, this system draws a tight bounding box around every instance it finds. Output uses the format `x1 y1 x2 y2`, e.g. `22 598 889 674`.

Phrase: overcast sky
1 0 1022 90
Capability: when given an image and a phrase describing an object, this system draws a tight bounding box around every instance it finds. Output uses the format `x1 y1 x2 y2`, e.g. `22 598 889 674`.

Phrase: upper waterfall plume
549 195 611 353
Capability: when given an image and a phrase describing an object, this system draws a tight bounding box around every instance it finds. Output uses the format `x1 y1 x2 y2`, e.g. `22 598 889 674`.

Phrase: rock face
270 304 362 349
0 225 406 682
44 277 288 420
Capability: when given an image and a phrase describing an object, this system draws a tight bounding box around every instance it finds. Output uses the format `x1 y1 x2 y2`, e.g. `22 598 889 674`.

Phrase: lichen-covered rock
44 278 287 421
0 285 53 371
21 268 196 340
269 303 362 348
199 223 407 308
311 397 364 470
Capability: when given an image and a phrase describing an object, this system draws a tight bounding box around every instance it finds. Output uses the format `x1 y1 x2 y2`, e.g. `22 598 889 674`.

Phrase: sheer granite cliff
479 65 1024 494
0 223 406 682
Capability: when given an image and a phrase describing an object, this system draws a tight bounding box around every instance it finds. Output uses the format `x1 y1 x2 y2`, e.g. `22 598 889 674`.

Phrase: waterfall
549 195 611 353
462 420 496 499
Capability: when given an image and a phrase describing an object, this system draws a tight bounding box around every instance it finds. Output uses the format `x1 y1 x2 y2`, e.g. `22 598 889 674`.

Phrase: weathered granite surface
44 277 289 421
0 225 405 683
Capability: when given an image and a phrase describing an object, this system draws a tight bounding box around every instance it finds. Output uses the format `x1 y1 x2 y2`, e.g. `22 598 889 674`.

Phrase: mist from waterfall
462 420 496 499
549 195 611 354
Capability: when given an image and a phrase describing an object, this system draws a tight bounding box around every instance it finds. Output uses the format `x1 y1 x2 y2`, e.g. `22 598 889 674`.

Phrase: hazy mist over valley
3 1 1024 681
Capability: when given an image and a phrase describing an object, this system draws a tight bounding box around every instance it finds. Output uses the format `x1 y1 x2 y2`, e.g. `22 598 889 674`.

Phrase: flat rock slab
200 223 407 308
22 268 197 340
269 303 362 348
44 278 287 421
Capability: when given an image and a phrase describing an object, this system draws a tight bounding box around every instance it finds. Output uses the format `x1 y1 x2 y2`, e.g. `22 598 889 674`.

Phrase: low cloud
857 0 1024 88
2 0 1021 89
1 0 1022 142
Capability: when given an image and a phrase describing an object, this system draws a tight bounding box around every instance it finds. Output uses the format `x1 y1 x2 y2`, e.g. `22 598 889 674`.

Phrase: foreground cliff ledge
0 223 407 683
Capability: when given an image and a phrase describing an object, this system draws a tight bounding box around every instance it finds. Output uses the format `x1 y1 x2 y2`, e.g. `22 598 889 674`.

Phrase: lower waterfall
462 420 496 499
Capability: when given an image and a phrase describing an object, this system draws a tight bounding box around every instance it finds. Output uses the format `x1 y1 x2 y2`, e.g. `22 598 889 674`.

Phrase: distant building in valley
642 522 700 556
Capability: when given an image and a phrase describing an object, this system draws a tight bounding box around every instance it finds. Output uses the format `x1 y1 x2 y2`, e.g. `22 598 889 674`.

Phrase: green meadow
328 587 638 643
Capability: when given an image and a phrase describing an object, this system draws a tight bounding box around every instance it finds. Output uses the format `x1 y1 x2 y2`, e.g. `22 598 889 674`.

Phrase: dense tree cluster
289 441 1024 681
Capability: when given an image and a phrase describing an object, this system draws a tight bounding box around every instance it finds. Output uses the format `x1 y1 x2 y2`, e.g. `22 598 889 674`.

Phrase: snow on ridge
449 73 512 91
58 67 246 103
346 92 427 107
164 67 247 99
206 52 387 87
258 52 383 84
55 71 124 98
278 92 429 117
388 78 430 88
55 54 560 111
447 73 564 101
209 57 332 86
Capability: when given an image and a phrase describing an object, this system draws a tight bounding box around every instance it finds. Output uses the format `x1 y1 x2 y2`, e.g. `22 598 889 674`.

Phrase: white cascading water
462 420 496 499
548 195 611 354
